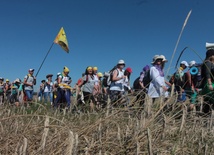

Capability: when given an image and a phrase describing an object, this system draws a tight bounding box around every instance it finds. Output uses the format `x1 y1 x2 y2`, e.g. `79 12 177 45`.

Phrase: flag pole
35 42 54 77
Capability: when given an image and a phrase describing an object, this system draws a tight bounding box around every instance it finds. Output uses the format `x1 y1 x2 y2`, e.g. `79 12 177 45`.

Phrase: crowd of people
1 47 214 114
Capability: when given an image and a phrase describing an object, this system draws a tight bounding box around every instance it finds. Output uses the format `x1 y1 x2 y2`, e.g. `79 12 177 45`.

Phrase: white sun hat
159 55 168 62
151 55 163 64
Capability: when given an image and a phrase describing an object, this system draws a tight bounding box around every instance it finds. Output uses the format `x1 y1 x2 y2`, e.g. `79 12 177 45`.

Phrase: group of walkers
1 46 214 114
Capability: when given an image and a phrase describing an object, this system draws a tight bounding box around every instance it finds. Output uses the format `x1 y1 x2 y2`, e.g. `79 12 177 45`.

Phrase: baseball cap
93 67 98 71
87 66 93 71
126 67 133 73
97 72 103 77
118 60 125 65
189 60 196 68
29 69 34 72
180 61 189 67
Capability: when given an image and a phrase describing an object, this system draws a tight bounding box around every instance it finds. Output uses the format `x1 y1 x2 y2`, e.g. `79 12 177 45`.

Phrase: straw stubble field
0 94 214 155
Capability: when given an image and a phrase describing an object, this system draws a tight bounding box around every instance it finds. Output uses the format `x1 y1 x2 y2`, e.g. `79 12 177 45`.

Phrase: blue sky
1 0 214 91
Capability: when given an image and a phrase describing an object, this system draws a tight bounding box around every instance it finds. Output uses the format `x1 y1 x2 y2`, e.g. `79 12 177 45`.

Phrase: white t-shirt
44 80 53 92
110 69 124 91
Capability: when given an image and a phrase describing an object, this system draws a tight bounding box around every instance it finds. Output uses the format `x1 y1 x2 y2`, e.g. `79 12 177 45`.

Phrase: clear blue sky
1 0 214 91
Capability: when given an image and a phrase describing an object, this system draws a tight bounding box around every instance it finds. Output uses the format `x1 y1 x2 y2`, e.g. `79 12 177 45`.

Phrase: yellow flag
54 27 69 53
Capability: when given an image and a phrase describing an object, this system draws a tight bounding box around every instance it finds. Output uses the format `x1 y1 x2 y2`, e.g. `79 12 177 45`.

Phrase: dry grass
0 95 214 155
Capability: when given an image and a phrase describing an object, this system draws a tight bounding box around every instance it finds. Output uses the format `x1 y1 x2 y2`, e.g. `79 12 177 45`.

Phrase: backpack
102 74 109 87
103 66 118 87
173 69 187 88
189 63 203 88
142 69 151 88
82 75 89 85
133 77 141 90
22 75 36 91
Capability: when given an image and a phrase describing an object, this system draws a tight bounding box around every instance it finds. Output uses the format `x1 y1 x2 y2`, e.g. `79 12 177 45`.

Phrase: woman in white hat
148 55 168 103
109 60 126 106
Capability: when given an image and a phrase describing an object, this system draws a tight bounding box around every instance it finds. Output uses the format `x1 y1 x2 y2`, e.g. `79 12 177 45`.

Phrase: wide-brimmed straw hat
151 55 163 64
159 55 168 62
46 74 53 78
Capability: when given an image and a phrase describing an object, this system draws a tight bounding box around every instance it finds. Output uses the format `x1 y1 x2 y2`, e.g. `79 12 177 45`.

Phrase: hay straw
147 128 153 155
66 130 75 155
22 137 28 155
166 9 192 76
39 116 50 152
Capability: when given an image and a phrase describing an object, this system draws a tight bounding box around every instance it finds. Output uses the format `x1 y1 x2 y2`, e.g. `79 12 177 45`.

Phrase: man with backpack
23 69 36 105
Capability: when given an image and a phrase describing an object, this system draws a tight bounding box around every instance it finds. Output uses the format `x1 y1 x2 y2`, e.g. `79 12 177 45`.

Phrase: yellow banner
54 27 69 53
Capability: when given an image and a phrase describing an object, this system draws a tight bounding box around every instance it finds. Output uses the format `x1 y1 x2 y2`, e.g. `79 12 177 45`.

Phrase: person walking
173 61 189 102
148 55 168 102
201 49 214 114
54 66 72 110
185 60 198 111
44 74 54 105
78 66 97 111
4 79 11 104
109 60 126 106
0 77 4 105
123 67 133 106
10 78 22 106
23 69 36 106
38 80 45 102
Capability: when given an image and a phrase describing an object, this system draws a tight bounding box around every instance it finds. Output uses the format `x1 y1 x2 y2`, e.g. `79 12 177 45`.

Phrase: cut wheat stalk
179 103 187 132
147 128 153 155
66 130 75 155
22 137 28 155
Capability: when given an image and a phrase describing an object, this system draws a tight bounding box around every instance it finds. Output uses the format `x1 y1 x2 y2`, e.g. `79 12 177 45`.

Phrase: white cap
189 60 196 67
180 61 189 67
118 59 125 65
29 69 34 72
